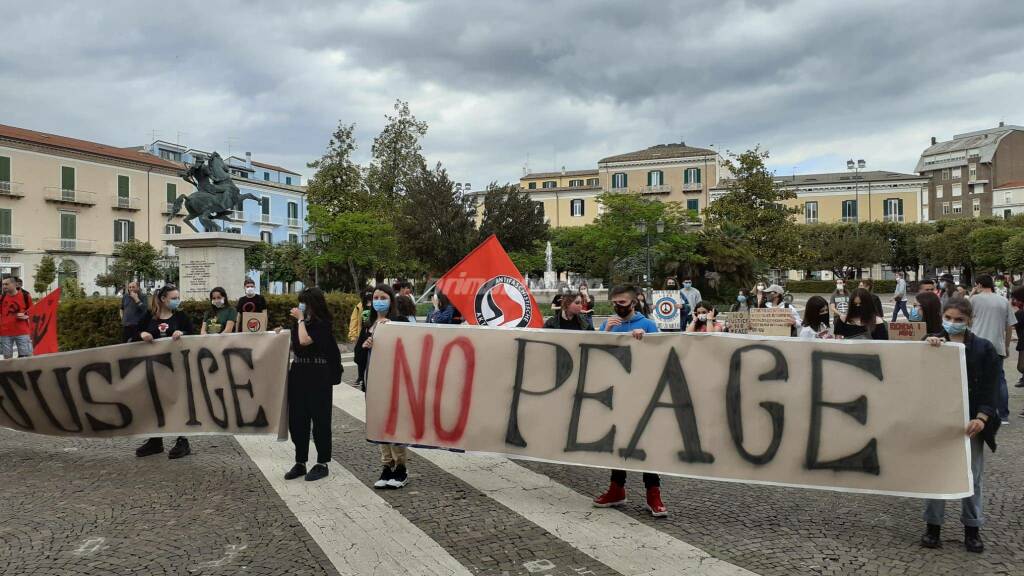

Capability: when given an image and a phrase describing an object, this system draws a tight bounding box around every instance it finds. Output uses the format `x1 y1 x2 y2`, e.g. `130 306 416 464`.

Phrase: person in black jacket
135 284 195 459
543 290 593 331
283 287 342 482
833 288 888 340
921 297 1000 554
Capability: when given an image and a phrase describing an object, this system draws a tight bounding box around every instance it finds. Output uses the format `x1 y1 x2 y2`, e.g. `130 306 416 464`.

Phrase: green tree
267 242 312 288
802 224 887 278
477 183 550 253
917 219 986 281
95 241 160 291
34 255 57 294
699 221 758 295
1003 232 1024 275
702 147 801 268
307 207 401 290
967 225 1015 273
395 163 478 276
365 100 428 205
305 122 369 214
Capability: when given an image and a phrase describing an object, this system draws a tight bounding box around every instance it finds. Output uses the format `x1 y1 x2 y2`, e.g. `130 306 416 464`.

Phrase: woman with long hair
833 287 888 340
799 295 831 339
914 291 944 337
730 289 751 313
200 287 237 335
752 281 769 308
921 298 999 553
135 284 195 459
427 288 457 324
362 284 412 490
543 290 593 331
686 301 723 333
283 287 341 482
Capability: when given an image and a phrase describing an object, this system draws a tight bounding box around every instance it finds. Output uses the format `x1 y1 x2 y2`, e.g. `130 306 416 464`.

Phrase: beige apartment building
776 171 929 224
518 169 601 227
0 124 193 294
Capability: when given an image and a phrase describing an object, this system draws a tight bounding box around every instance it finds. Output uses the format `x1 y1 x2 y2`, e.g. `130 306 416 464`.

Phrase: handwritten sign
366 324 972 499
749 308 793 336
650 291 681 330
725 311 750 334
889 322 927 341
0 332 290 439
240 311 269 333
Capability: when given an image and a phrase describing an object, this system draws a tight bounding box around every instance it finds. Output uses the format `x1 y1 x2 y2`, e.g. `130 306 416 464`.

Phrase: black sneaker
168 437 191 459
386 464 409 488
284 463 307 480
373 466 393 489
135 437 164 458
305 463 329 482
965 527 984 553
1015 378 1024 388
920 524 942 549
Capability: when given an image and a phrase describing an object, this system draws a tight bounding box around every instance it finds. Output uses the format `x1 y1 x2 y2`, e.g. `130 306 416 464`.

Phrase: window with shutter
60 213 76 239
114 220 123 243
0 209 11 236
61 166 75 191
128 220 135 241
166 183 177 203
0 157 10 182
118 175 130 198
261 197 271 215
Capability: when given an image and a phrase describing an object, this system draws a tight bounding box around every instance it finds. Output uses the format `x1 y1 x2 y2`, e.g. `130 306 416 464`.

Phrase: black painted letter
806 351 881 475
564 344 630 453
505 338 573 448
0 371 34 429
223 348 269 428
196 348 229 428
118 354 173 427
79 362 133 431
29 368 84 433
726 345 787 465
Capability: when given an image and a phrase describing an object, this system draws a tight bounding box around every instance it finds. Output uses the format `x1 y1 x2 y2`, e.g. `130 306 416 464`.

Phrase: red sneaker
593 483 627 507
645 486 668 517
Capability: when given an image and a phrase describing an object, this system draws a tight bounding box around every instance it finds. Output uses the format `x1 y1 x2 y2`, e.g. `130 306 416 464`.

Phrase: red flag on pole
437 235 543 328
28 288 60 355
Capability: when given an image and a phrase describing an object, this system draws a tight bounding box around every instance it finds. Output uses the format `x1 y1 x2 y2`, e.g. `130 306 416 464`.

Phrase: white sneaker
386 465 409 488
373 466 392 489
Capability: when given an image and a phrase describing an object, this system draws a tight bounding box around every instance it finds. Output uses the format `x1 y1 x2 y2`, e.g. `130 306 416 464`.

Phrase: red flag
437 235 543 328
28 288 60 355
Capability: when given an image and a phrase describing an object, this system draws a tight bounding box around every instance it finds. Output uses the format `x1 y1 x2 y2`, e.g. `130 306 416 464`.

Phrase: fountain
543 241 558 289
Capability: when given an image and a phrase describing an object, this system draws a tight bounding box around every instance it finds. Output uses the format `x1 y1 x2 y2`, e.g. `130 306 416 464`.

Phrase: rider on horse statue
168 152 260 233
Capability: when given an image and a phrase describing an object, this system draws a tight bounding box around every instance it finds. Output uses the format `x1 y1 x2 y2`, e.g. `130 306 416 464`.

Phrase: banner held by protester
365 323 972 499
0 331 290 439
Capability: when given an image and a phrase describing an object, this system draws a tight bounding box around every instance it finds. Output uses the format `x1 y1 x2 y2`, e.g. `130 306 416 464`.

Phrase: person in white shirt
764 284 801 332
969 274 1016 423
892 272 910 321
680 276 702 314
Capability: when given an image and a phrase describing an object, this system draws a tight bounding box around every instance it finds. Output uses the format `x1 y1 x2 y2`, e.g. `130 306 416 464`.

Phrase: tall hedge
783 280 898 294
57 293 360 352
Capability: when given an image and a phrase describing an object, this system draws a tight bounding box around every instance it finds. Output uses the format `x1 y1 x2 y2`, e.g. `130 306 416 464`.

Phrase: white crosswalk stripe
236 434 474 576
332 384 757 576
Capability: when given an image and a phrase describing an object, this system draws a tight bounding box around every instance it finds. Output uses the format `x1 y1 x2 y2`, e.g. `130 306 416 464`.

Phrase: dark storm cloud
1 0 1022 184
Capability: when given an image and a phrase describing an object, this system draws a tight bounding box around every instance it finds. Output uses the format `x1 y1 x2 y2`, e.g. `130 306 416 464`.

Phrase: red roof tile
0 124 183 171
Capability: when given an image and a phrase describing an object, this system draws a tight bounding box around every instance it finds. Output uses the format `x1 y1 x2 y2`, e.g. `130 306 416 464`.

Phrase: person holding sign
543 290 593 331
283 287 342 483
921 298 1000 554
833 288 888 340
685 302 723 333
236 278 267 314
730 289 751 313
135 284 195 459
763 284 800 333
593 285 667 517
362 284 412 490
200 287 237 335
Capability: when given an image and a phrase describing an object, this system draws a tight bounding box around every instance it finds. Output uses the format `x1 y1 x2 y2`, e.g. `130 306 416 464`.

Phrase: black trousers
610 469 660 488
122 324 140 343
288 375 333 464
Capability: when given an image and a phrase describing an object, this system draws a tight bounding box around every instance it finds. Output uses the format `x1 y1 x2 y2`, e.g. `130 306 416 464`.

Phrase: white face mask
212 299 225 308
245 287 256 296
697 314 708 322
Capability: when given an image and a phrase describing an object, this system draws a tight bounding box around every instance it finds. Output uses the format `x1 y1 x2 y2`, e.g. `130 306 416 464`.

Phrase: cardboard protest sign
366 323 972 499
725 311 750 334
651 291 681 330
28 288 60 354
0 332 290 439
749 308 793 336
889 322 927 341
240 311 269 333
437 235 543 328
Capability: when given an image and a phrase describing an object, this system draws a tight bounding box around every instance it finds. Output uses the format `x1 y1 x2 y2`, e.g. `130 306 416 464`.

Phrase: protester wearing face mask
915 292 944 337
427 289 458 324
730 289 751 313
595 285 667 517
282 287 342 483
921 298 1000 554
686 302 723 333
236 277 268 321
120 280 149 343
833 288 888 340
753 282 769 308
361 284 412 490
830 278 850 319
967 274 1015 424
764 284 801 333
578 283 595 323
939 273 956 307
664 278 689 328
200 287 237 335
543 291 594 331
679 276 702 318
135 284 195 459
799 296 831 339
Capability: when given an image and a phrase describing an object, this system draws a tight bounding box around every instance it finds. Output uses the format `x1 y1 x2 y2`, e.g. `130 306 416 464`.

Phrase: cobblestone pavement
2 354 1022 575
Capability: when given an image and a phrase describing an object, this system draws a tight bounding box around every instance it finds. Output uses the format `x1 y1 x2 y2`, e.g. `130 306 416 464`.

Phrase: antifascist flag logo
474 276 533 328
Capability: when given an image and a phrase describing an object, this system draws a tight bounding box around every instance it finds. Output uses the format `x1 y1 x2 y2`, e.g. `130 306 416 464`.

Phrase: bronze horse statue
169 152 260 232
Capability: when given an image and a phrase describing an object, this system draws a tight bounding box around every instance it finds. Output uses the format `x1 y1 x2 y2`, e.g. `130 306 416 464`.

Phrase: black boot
135 437 164 457
920 524 942 549
168 437 191 459
965 526 984 553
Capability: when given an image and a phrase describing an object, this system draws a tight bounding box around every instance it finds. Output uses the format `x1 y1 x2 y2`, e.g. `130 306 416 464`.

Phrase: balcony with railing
0 181 24 198
44 187 96 206
258 213 281 226
0 235 24 251
840 216 858 223
682 182 703 192
883 214 905 223
112 195 141 211
44 238 97 253
229 210 245 222
639 184 672 195
287 217 301 228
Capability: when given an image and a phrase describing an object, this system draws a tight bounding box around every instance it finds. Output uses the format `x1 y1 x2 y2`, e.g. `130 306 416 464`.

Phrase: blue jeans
0 334 32 359
892 299 910 321
997 358 1009 420
924 436 984 527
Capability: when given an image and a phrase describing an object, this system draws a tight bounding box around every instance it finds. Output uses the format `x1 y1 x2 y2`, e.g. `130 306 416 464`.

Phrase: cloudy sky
3 0 1022 186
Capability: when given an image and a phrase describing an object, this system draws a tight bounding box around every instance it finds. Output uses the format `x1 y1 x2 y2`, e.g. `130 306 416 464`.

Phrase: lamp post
636 219 665 289
847 159 866 222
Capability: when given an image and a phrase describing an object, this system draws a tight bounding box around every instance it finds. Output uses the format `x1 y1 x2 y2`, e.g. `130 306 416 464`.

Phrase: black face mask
614 303 634 318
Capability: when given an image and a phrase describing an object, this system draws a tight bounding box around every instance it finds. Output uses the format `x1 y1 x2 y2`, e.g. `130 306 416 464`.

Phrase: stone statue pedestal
164 232 259 301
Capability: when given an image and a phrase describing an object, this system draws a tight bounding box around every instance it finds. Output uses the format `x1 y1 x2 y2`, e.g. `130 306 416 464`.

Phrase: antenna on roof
225 136 238 156
149 129 160 143
176 131 188 146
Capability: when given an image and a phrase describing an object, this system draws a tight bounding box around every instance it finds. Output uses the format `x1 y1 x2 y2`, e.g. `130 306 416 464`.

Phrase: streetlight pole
847 158 866 222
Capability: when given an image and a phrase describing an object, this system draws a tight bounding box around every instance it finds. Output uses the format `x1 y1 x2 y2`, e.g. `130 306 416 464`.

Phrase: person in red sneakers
592 284 667 517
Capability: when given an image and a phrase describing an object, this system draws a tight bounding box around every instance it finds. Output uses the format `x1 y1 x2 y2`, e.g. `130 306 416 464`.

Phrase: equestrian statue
169 152 261 232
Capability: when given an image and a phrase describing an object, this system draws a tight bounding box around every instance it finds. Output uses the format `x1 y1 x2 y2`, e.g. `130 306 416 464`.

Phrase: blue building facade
145 141 309 294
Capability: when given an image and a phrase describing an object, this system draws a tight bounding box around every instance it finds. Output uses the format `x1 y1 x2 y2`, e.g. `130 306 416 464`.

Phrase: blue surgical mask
372 300 390 313
909 308 921 321
298 302 307 313
683 282 692 288
168 298 181 311
737 295 747 303
943 320 967 335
